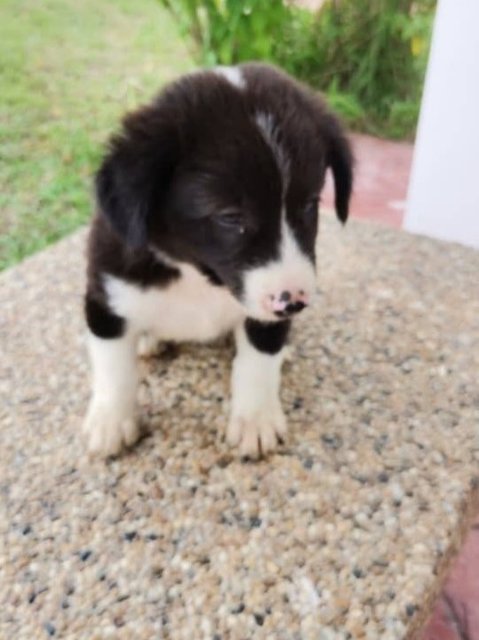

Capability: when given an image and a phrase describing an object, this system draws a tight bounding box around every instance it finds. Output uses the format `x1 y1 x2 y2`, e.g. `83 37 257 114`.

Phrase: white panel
405 0 479 249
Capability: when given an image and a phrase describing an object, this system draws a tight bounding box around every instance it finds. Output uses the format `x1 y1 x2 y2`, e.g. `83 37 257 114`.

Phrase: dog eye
215 210 245 233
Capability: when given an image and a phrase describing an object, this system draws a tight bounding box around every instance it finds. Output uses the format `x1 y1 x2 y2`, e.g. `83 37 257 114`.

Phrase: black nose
274 301 306 318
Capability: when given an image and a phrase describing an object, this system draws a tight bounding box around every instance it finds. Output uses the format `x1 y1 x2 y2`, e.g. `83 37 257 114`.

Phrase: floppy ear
95 108 178 248
325 116 354 224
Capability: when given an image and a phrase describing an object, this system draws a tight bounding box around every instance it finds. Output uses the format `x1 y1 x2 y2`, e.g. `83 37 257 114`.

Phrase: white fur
85 262 245 456
227 324 287 458
83 331 139 456
137 333 159 358
213 66 245 89
242 218 317 322
105 264 245 343
85 230 314 455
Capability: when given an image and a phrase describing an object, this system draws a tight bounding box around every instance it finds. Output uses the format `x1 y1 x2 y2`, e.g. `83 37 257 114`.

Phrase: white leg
227 324 287 458
83 330 139 456
137 332 159 358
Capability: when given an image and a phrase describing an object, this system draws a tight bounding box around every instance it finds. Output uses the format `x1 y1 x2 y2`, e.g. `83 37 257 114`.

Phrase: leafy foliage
160 0 436 139
159 0 289 66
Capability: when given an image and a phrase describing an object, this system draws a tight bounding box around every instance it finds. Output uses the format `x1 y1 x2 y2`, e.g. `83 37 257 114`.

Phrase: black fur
324 115 354 224
86 62 353 321
245 318 291 355
197 263 224 286
85 296 125 339
86 215 180 303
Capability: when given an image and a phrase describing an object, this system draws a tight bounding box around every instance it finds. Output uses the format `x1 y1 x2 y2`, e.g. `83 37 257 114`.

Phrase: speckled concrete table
1 217 478 640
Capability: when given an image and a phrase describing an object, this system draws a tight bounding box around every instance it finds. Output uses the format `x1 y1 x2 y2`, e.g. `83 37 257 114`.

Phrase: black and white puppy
83 63 353 459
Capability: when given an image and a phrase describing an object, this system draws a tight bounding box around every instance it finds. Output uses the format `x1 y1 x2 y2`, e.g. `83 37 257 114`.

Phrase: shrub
279 0 436 138
159 0 290 66
160 0 436 139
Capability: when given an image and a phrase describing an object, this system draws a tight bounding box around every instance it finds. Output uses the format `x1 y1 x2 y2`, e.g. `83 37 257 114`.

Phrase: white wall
404 0 479 249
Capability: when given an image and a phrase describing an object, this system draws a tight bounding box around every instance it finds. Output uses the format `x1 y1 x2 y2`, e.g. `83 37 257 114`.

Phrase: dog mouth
264 289 309 318
270 300 307 318
197 261 311 322
238 290 311 323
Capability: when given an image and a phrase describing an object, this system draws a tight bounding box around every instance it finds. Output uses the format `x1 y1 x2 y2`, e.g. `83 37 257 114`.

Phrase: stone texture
1 216 478 639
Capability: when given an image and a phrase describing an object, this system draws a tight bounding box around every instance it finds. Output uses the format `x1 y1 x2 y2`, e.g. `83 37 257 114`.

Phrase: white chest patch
104 265 245 343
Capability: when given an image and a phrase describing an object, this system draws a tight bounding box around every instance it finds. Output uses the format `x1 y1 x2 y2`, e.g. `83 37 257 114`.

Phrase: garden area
162 0 435 139
0 0 191 270
0 0 435 270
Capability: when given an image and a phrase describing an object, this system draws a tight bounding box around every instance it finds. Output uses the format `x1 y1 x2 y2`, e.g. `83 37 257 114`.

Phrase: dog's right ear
325 114 354 224
95 107 179 248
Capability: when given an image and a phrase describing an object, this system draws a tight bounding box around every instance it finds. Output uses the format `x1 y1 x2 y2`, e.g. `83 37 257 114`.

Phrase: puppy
83 63 353 459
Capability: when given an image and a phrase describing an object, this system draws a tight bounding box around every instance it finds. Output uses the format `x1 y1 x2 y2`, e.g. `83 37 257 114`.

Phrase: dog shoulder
86 214 180 299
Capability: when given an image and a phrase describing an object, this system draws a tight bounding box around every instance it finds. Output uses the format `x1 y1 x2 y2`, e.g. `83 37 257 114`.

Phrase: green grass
0 0 192 270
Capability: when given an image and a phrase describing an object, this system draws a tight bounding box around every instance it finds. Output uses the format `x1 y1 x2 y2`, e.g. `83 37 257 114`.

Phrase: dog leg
227 319 290 458
83 330 139 456
137 332 160 358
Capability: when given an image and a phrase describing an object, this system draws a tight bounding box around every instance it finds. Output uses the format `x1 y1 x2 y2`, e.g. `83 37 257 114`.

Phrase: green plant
160 0 436 139
159 0 289 66
279 0 435 138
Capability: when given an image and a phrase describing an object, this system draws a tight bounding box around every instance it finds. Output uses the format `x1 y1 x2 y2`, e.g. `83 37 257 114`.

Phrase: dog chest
104 264 244 342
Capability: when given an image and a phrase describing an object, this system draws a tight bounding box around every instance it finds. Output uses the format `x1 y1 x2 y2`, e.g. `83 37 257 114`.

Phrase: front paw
227 405 287 458
82 401 139 457
137 333 159 358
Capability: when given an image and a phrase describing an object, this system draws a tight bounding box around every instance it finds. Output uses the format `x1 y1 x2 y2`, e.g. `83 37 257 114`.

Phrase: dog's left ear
324 115 354 224
95 107 179 248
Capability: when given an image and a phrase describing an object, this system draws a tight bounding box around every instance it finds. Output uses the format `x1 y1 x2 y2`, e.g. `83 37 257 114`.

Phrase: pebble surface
1 216 478 639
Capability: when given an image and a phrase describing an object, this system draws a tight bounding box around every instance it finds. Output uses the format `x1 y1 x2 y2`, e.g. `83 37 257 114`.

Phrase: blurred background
160 0 435 140
0 0 436 271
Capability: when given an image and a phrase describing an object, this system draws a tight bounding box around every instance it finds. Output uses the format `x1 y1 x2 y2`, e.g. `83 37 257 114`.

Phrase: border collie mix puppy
83 63 353 459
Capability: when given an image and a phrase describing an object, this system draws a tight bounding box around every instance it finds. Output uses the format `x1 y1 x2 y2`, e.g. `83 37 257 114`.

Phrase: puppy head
96 64 353 322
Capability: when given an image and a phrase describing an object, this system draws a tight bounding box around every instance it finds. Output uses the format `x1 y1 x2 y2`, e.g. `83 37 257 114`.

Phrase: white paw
227 404 287 458
82 401 139 457
137 334 159 358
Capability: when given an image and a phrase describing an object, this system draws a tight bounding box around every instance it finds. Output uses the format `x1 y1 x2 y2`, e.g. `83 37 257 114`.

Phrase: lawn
0 0 192 270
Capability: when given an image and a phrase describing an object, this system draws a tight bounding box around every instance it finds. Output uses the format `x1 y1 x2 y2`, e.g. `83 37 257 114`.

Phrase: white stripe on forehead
255 111 290 194
212 65 246 89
